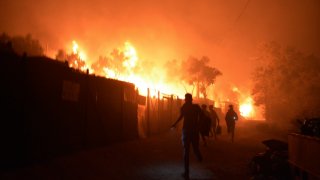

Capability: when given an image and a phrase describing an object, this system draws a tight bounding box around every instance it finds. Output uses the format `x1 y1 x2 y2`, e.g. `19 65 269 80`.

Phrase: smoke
1 0 319 121
2 0 319 62
252 41 320 130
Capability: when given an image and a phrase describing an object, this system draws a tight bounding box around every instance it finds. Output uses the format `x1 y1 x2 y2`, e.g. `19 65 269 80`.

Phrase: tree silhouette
252 41 320 123
55 48 87 71
91 48 128 78
166 56 222 99
0 33 44 56
55 49 67 61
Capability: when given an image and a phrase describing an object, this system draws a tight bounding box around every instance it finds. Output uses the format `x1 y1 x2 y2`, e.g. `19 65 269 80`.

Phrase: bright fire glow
95 41 185 98
72 40 87 61
239 97 254 118
123 42 138 69
72 41 78 54
67 40 93 72
63 40 264 120
232 87 239 92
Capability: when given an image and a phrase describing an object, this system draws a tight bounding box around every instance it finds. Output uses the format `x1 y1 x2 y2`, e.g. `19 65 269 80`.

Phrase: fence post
170 94 173 123
147 88 150 136
157 91 160 123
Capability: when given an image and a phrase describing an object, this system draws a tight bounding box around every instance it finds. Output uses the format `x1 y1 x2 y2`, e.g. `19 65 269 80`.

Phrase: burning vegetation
166 56 222 100
6 32 314 121
0 32 262 120
53 39 225 102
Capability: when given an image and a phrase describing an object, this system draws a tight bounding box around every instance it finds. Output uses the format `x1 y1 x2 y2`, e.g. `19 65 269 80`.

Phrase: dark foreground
0 120 287 180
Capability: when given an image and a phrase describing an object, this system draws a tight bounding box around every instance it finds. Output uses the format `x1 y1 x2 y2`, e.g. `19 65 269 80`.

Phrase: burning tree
91 42 140 79
166 56 222 99
252 41 320 124
55 41 88 72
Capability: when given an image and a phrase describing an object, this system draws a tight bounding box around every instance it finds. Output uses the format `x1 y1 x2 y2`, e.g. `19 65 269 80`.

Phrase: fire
111 42 150 95
123 42 138 69
239 97 254 118
72 41 78 54
66 40 93 73
72 40 87 61
232 87 239 92
103 67 116 78
65 41 156 97
62 39 264 120
63 40 186 99
230 86 262 120
96 41 184 98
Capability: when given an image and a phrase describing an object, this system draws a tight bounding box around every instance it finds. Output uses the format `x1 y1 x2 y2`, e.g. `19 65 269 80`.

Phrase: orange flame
64 40 263 120
239 97 254 118
230 86 264 120
97 41 185 98
68 40 93 72
72 40 87 60
122 42 138 70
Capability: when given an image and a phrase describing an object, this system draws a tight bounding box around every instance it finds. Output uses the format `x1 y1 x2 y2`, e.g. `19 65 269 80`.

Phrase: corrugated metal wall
0 53 138 169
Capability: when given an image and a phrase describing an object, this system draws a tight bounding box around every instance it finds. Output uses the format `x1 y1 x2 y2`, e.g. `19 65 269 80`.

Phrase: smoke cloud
1 0 320 122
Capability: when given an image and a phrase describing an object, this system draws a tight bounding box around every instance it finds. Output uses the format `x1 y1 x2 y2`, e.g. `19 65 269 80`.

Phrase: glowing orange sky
1 0 319 92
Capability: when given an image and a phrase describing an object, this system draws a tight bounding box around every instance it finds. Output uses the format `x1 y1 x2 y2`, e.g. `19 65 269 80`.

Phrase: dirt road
0 120 288 180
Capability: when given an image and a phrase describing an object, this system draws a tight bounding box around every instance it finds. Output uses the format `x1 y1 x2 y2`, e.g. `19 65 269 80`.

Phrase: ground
0 120 289 180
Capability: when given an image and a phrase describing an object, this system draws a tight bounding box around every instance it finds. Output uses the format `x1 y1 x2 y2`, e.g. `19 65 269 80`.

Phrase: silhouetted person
171 93 202 179
209 105 220 139
199 104 211 146
225 104 238 142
